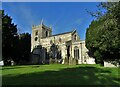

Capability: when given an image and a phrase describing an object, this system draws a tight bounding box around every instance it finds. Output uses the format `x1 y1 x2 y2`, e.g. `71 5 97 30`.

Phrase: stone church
31 21 95 65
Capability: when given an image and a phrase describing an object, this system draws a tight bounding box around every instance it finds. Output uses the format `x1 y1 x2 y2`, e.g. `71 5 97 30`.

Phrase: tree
2 10 31 65
2 10 19 65
48 44 62 64
18 33 31 63
86 2 120 65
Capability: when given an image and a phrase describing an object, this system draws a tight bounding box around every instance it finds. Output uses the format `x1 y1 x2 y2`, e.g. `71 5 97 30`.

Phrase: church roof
41 30 76 39
51 29 77 37
51 30 73 36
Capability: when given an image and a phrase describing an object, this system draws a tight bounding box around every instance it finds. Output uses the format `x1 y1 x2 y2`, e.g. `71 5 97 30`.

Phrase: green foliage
48 44 62 64
18 33 31 62
86 2 120 64
2 10 31 65
49 44 58 59
2 10 19 64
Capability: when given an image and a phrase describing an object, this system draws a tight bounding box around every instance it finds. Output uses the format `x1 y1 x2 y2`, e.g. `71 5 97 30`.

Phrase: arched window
74 46 79 59
35 37 38 41
46 31 48 37
74 35 77 40
35 31 38 35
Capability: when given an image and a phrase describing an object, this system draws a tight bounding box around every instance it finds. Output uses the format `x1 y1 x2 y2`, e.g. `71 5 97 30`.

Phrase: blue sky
2 2 100 40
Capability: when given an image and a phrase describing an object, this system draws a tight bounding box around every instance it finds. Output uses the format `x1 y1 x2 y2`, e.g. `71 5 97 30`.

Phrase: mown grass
1 64 120 86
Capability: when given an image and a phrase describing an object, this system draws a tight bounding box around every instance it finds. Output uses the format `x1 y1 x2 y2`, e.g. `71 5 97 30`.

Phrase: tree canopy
86 2 120 64
18 33 31 62
2 10 19 63
2 10 31 65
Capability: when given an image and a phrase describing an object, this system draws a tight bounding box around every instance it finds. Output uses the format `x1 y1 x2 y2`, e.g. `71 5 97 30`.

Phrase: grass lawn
1 64 120 86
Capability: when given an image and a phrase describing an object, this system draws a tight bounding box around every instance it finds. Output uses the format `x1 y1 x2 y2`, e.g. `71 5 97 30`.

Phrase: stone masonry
31 21 95 65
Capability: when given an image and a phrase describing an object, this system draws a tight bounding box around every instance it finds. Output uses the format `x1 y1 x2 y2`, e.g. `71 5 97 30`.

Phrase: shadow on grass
2 66 119 86
2 65 41 70
2 67 24 70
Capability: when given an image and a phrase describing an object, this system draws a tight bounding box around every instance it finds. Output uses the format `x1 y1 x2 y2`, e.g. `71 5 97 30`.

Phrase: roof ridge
41 30 73 39
52 30 73 36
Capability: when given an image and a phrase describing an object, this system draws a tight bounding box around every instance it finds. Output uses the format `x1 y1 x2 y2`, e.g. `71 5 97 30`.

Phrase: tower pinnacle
41 19 44 25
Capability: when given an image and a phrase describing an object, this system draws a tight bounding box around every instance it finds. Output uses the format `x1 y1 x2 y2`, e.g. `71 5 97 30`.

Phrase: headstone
0 61 4 66
11 60 14 66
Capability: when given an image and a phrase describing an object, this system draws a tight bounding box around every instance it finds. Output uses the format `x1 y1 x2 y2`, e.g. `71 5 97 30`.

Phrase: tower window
35 31 38 35
35 37 38 41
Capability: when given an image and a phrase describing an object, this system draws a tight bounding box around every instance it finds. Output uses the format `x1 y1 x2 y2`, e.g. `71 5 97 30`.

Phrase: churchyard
1 64 120 85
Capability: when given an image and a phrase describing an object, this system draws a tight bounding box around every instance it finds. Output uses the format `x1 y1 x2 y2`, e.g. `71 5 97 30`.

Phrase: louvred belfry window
35 31 38 35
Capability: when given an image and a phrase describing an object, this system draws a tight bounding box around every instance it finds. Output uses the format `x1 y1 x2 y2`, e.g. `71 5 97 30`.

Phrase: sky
2 2 101 40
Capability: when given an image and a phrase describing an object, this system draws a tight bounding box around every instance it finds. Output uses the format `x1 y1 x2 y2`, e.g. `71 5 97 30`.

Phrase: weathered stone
104 61 119 67
31 22 96 65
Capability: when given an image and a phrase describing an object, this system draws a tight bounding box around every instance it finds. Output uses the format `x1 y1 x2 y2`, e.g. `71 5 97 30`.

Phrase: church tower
31 20 52 52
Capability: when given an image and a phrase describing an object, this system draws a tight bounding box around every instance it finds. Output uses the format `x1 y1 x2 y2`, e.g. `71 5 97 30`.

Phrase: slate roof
41 30 75 39
51 31 73 36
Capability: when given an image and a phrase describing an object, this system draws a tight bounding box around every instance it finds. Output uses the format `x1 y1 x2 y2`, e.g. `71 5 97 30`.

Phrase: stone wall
40 32 72 46
104 61 119 67
31 24 96 65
